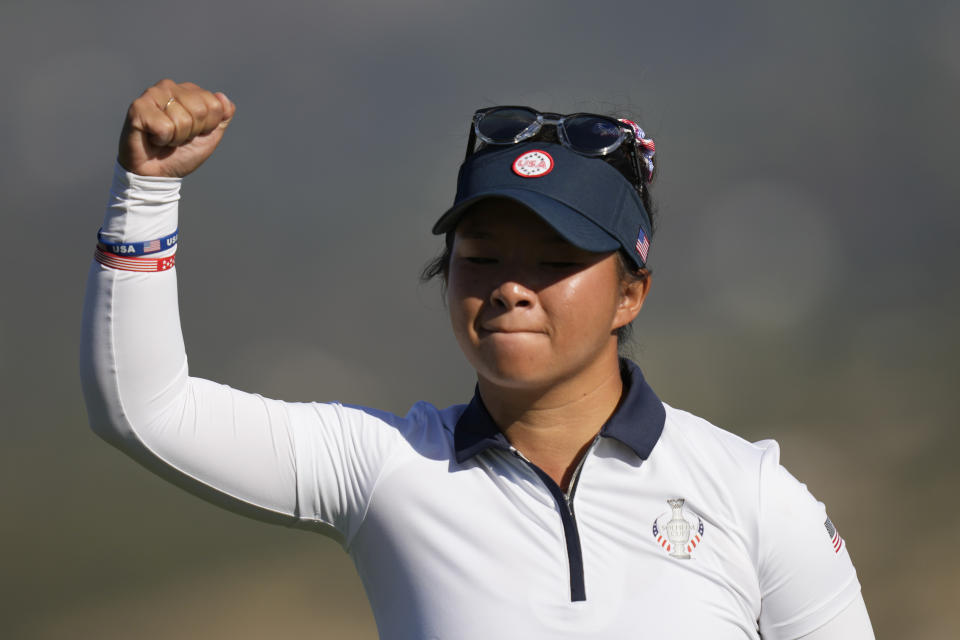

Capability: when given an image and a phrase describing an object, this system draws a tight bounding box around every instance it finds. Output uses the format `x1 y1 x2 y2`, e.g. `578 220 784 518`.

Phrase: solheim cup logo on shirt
512 150 554 177
652 498 705 559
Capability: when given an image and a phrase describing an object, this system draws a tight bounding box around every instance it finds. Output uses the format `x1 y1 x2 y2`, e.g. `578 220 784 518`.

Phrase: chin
470 336 560 389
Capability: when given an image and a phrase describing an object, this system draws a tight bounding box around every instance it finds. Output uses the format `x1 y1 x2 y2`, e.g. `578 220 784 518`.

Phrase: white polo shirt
80 167 863 639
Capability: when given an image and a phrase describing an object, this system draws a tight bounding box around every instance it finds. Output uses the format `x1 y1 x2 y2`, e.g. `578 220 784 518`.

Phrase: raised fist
118 79 235 178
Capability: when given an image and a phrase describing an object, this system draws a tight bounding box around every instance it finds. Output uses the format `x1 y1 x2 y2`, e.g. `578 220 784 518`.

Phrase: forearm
80 164 185 450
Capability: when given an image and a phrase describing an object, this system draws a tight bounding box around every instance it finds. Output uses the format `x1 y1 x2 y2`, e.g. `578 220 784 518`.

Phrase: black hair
421 118 657 346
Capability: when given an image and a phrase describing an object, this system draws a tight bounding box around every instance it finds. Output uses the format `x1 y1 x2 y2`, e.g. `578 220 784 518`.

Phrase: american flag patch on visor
636 228 650 263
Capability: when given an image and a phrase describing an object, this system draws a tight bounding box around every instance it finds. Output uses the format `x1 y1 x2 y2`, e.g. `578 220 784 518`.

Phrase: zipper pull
510 446 532 464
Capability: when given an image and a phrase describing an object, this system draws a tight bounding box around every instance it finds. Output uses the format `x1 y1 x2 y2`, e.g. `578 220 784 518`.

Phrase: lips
479 321 544 334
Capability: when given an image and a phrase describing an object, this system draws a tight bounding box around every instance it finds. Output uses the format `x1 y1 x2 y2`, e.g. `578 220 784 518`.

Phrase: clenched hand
119 78 235 178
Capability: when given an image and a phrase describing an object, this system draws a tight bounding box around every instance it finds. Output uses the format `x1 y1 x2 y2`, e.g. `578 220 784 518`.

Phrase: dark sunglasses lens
477 108 539 142
563 116 624 153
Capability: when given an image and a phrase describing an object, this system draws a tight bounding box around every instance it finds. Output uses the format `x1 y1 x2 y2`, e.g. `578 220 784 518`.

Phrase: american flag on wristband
96 227 178 256
95 247 176 272
635 228 650 264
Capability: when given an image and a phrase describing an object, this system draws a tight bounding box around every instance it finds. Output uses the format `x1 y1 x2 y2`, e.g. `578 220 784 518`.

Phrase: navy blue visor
433 142 652 268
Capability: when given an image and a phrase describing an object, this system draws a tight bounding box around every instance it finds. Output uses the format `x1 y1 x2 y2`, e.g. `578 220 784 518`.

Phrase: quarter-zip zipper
510 436 600 602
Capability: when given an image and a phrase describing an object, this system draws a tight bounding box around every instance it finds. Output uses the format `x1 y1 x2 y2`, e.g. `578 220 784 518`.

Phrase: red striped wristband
94 247 176 272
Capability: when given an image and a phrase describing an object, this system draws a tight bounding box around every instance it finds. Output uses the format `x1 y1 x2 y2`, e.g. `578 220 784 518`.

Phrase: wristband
95 247 176 272
97 227 178 256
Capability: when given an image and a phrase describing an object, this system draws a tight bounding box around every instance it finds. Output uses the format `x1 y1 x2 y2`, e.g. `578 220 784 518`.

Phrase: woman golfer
81 79 874 639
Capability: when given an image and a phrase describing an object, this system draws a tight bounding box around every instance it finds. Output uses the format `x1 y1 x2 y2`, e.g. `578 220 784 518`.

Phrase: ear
612 271 651 330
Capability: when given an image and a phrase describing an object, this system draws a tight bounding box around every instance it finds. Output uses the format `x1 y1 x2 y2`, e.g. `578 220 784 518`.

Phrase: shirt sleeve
797 593 875 640
79 165 400 546
755 440 865 640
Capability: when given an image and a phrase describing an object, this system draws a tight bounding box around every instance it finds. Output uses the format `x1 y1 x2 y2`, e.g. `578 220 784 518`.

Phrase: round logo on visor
512 150 554 178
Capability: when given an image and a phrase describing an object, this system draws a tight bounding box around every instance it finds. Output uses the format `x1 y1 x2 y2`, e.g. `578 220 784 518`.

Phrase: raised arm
80 80 396 543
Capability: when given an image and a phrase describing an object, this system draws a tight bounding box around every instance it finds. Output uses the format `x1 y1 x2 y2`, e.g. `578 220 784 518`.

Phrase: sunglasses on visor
465 106 647 186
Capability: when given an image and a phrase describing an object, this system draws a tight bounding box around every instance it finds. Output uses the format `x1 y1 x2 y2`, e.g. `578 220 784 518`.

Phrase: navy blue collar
453 358 665 464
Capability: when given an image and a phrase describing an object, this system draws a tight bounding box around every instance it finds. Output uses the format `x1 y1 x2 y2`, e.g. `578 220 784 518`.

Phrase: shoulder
310 399 468 457
644 404 777 560
300 399 466 428
658 404 823 534
656 404 862 638
660 402 780 475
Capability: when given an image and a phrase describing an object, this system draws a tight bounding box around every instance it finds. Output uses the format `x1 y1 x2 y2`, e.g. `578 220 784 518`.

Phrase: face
447 199 649 392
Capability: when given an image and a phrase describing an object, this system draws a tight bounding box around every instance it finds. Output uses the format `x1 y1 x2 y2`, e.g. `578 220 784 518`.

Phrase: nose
491 281 536 309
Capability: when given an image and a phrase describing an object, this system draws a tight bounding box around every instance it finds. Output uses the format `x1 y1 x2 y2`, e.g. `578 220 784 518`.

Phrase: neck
477 352 625 491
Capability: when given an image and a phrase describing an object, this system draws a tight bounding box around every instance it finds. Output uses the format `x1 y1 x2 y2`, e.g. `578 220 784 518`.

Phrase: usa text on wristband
97 227 178 256
94 247 176 272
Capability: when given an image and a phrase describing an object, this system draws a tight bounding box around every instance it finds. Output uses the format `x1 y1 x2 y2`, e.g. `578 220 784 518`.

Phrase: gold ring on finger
163 97 177 111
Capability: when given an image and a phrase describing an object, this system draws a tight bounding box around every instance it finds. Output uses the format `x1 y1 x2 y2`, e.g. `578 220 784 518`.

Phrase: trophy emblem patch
652 498 705 559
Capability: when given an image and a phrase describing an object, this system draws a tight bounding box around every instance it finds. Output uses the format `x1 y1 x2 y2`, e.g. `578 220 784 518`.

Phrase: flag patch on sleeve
824 517 844 554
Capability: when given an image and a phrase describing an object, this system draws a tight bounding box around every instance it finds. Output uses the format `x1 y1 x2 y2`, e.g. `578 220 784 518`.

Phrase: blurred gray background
2 0 958 637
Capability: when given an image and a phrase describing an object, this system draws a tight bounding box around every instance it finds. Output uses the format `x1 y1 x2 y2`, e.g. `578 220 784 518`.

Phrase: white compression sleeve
80 166 307 528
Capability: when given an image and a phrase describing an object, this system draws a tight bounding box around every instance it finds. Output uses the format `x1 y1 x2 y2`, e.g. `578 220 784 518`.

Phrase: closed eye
464 256 498 265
